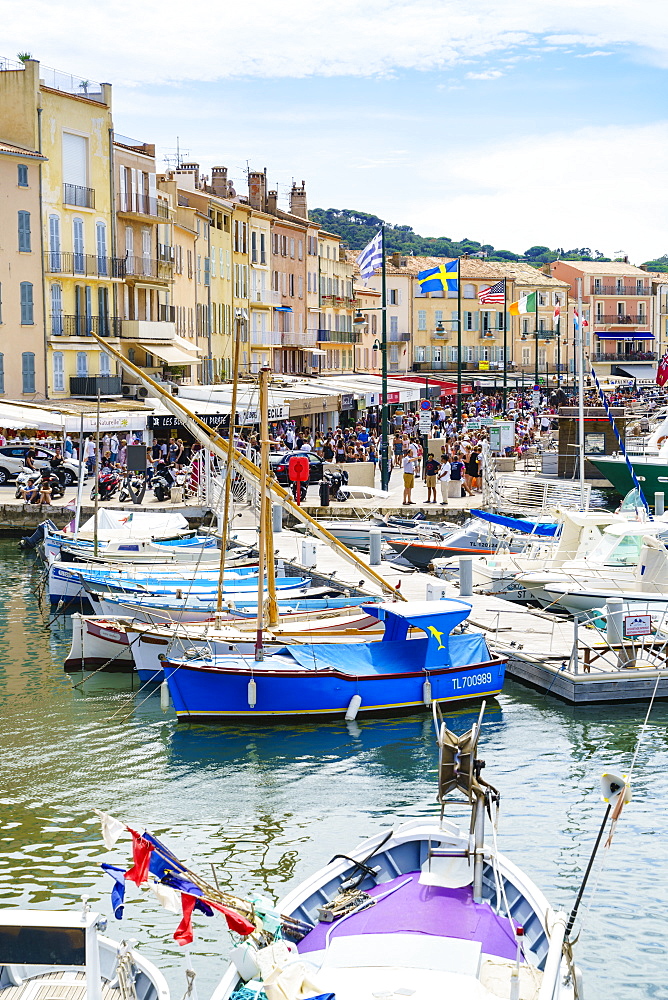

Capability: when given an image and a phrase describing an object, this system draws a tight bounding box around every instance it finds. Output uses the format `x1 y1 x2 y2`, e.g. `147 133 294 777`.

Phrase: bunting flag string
589 365 651 516
95 810 256 945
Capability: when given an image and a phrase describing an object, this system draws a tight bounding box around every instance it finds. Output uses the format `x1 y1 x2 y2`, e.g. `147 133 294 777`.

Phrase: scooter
323 467 349 501
90 468 122 501
15 467 65 501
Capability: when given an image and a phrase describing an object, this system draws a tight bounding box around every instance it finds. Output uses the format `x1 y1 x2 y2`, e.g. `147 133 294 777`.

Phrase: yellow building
0 58 125 399
316 231 356 374
0 137 47 397
401 257 570 379
232 200 253 372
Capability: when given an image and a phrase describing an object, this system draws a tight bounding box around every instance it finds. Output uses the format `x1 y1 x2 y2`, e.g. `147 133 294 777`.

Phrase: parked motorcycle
153 462 188 502
323 467 349 501
90 468 122 501
15 467 65 501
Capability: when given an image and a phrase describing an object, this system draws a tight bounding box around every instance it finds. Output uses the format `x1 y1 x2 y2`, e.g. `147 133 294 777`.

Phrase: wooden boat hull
163 655 506 722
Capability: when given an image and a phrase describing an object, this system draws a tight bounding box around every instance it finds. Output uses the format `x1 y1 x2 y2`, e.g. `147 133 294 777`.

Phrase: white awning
143 344 200 366
615 364 657 381
308 349 327 356
0 403 66 430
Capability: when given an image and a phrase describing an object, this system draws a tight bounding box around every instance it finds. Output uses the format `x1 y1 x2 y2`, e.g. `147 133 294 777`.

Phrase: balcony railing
590 284 650 296
250 330 282 346
251 288 281 305
63 183 95 208
282 331 318 348
594 351 657 362
321 295 355 308
117 193 169 219
316 329 361 343
124 256 172 280
69 375 122 396
44 251 125 278
55 315 122 337
593 314 649 325
388 331 411 342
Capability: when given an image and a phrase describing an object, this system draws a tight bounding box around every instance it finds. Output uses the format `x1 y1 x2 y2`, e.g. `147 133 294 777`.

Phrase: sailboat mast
216 321 243 614
89 333 405 600
255 367 271 659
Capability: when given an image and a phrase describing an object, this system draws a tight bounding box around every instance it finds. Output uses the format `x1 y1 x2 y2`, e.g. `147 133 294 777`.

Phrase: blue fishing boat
48 561 310 605
162 600 506 722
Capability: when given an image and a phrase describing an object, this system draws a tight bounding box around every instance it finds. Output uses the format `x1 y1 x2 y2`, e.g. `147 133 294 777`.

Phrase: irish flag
509 291 537 316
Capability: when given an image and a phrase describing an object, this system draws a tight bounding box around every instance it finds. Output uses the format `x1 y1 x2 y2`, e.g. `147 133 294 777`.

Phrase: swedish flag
417 260 459 293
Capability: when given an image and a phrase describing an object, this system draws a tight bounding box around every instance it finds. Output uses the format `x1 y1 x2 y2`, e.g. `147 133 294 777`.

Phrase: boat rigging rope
571 668 662 942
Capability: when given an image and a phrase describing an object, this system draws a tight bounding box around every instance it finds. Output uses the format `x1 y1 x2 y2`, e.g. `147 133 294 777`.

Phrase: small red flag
174 893 197 946
125 829 154 886
208 900 255 936
657 352 668 387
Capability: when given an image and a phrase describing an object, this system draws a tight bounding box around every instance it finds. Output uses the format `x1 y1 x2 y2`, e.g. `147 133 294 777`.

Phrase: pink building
548 261 655 380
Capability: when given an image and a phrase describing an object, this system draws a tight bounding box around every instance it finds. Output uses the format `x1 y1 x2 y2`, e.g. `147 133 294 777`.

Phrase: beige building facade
0 139 47 397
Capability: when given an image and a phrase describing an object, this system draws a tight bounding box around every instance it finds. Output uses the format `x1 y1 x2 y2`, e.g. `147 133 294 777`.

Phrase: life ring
657 435 668 447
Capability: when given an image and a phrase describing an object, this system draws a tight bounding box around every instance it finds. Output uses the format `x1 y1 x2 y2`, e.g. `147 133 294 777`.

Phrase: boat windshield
588 530 644 567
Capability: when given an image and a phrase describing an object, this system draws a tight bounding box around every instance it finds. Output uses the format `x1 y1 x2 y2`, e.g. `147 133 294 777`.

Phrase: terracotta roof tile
0 140 44 159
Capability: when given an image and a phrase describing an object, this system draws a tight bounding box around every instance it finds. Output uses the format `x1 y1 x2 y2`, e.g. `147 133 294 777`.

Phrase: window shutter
473 311 479 330
18 211 31 252
62 133 87 187
49 215 60 248
53 352 64 391
20 282 34 324
51 284 63 336
22 352 35 393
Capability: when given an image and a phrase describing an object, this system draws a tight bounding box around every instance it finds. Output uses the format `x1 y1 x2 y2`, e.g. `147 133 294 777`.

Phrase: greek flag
356 231 383 279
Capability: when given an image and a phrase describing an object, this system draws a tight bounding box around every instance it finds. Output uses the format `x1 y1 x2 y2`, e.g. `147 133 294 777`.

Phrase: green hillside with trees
309 207 659 268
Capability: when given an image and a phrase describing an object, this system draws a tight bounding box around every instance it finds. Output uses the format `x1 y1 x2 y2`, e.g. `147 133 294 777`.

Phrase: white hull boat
210 705 580 1000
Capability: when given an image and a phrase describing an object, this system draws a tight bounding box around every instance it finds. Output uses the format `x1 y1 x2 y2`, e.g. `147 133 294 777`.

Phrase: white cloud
399 122 668 263
466 70 504 80
575 50 613 57
2 0 668 84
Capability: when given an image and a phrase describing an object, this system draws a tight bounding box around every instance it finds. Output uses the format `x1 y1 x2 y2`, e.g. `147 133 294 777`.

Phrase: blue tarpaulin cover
473 509 558 537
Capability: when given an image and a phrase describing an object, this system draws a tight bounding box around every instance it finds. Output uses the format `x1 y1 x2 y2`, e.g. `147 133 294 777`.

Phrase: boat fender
345 694 362 721
231 942 260 980
160 680 170 712
248 678 257 708
422 679 432 706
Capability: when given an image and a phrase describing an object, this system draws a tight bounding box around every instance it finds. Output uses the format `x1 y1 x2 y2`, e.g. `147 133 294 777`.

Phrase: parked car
268 452 324 486
0 446 81 486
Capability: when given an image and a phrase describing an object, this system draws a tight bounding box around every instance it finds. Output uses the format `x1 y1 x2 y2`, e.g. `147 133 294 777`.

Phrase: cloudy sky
2 0 667 262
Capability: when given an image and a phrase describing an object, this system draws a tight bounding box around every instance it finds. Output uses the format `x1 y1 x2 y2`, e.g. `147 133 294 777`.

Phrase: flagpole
502 278 508 415
457 258 462 426
577 278 586 504
534 288 539 389
380 226 389 491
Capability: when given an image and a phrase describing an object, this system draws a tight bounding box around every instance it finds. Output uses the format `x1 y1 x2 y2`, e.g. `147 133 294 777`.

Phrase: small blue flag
101 863 127 919
417 260 458 294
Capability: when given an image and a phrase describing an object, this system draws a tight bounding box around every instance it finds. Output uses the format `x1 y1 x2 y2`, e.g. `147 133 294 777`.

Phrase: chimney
290 180 308 219
266 189 278 215
180 162 199 185
248 170 267 211
211 166 229 198
391 252 401 267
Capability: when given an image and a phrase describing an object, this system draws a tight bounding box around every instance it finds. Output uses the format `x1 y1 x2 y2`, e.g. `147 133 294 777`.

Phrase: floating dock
231 513 668 706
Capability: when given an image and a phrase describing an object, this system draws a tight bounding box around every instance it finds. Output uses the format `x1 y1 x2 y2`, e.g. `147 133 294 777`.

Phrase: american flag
478 280 505 304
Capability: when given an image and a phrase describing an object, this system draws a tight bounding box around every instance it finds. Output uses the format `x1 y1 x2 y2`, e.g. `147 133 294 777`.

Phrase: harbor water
0 539 665 999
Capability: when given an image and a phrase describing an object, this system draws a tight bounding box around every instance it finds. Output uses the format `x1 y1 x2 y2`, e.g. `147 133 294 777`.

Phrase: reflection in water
0 541 664 997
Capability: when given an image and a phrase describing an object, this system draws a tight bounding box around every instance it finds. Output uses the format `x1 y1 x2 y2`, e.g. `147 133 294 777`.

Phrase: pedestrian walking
424 453 439 504
402 450 416 505
437 457 451 505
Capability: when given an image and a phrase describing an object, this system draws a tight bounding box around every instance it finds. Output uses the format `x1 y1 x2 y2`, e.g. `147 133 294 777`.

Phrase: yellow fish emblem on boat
427 625 445 650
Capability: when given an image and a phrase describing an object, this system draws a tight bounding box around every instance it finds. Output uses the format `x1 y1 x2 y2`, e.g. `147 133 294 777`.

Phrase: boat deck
233 512 668 705
0 971 117 1000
